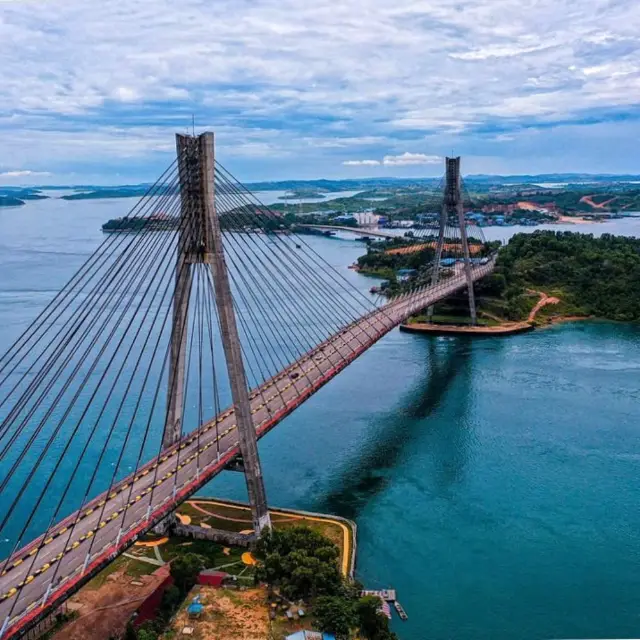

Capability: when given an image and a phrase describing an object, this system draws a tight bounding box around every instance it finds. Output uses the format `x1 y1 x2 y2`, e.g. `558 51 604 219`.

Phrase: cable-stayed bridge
0 133 494 639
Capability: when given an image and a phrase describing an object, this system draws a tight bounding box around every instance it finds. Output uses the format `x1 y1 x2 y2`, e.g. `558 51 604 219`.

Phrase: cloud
343 153 442 167
342 159 381 166
1 0 640 179
383 153 442 166
0 170 52 177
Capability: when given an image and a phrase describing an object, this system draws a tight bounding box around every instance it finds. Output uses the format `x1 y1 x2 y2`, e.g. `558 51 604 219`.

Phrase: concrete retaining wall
173 523 254 548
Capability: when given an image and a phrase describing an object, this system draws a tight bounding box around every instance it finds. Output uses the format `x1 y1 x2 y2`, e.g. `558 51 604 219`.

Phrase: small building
333 214 357 223
353 211 380 227
197 569 230 588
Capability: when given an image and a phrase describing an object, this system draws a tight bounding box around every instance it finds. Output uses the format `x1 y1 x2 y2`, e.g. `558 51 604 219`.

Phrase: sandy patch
168 587 268 640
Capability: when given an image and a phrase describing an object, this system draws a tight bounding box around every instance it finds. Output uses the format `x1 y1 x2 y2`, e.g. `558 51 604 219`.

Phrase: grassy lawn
158 537 249 577
183 499 353 576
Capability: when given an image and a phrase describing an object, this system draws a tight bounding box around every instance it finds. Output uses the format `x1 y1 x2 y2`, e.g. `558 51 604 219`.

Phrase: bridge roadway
298 224 398 239
0 259 494 638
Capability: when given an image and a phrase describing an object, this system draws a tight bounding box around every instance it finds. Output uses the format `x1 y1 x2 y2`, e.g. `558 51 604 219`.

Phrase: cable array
0 156 388 600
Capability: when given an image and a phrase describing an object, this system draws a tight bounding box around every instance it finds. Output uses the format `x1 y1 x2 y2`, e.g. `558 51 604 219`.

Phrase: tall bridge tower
427 156 477 324
163 132 271 533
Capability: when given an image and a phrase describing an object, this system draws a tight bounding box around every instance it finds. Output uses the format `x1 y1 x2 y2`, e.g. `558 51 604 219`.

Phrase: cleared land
385 241 483 256
52 560 166 640
164 586 269 640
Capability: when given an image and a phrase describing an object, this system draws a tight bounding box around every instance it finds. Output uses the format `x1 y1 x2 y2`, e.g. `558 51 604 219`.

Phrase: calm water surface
1 197 639 639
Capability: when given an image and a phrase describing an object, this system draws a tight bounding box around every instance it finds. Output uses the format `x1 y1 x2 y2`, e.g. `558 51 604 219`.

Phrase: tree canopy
497 231 640 321
254 526 342 600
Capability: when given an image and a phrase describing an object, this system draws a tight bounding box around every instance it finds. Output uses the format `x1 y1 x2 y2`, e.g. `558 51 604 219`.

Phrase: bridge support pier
163 132 271 535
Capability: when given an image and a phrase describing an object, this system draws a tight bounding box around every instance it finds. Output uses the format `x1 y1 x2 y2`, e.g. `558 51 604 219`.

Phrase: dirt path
579 194 618 209
527 290 560 322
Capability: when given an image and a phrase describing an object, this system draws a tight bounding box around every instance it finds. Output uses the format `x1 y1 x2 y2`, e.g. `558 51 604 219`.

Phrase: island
358 230 640 330
0 188 49 207
101 214 179 233
0 196 26 207
63 186 178 201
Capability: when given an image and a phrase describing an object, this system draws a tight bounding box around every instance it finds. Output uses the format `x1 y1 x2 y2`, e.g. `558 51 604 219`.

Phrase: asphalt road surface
0 260 494 638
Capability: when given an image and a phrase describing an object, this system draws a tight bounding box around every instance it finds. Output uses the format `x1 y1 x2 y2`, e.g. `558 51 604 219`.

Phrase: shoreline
400 321 533 336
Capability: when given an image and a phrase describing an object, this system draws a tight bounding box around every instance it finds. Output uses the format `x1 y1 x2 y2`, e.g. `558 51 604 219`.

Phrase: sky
1 0 640 185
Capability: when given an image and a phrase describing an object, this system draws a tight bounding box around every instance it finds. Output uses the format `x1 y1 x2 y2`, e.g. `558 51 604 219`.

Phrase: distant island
8 174 640 230
101 213 178 233
0 189 49 207
62 186 178 201
0 196 26 207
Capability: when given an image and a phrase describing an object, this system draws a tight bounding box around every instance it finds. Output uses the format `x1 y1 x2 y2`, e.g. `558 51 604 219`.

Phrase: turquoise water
1 198 640 638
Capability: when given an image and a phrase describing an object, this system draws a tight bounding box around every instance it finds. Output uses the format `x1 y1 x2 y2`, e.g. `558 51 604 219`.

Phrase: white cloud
113 87 141 102
0 0 640 176
342 159 381 166
382 153 441 166
0 170 51 177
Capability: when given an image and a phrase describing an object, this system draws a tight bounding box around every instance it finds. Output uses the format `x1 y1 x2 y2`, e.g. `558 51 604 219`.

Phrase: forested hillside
496 231 640 321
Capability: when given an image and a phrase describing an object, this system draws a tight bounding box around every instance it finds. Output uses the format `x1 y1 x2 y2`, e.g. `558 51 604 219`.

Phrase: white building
353 211 380 227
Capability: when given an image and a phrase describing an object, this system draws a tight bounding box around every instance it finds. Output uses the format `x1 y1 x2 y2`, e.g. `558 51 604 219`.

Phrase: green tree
356 596 398 640
136 622 159 640
254 527 342 600
170 553 203 593
314 595 357 639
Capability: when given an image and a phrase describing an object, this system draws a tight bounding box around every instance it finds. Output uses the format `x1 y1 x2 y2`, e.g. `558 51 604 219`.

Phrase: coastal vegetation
255 526 397 640
495 231 640 322
359 230 640 325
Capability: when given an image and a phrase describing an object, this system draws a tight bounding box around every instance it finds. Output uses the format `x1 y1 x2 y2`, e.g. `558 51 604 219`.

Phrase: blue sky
1 0 640 184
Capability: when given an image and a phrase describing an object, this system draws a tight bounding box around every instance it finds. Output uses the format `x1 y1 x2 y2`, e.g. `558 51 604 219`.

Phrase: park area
48 499 355 640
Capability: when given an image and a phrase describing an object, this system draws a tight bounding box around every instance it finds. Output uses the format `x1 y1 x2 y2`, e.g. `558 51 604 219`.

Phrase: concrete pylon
163 132 271 534
427 156 477 325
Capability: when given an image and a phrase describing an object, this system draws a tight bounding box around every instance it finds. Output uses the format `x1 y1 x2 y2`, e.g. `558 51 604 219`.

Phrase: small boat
393 600 408 621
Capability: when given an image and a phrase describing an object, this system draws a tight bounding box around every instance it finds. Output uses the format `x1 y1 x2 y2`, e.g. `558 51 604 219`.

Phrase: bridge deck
0 260 494 638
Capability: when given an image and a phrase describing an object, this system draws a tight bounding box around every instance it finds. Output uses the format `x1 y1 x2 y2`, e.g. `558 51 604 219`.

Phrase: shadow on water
316 337 474 520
